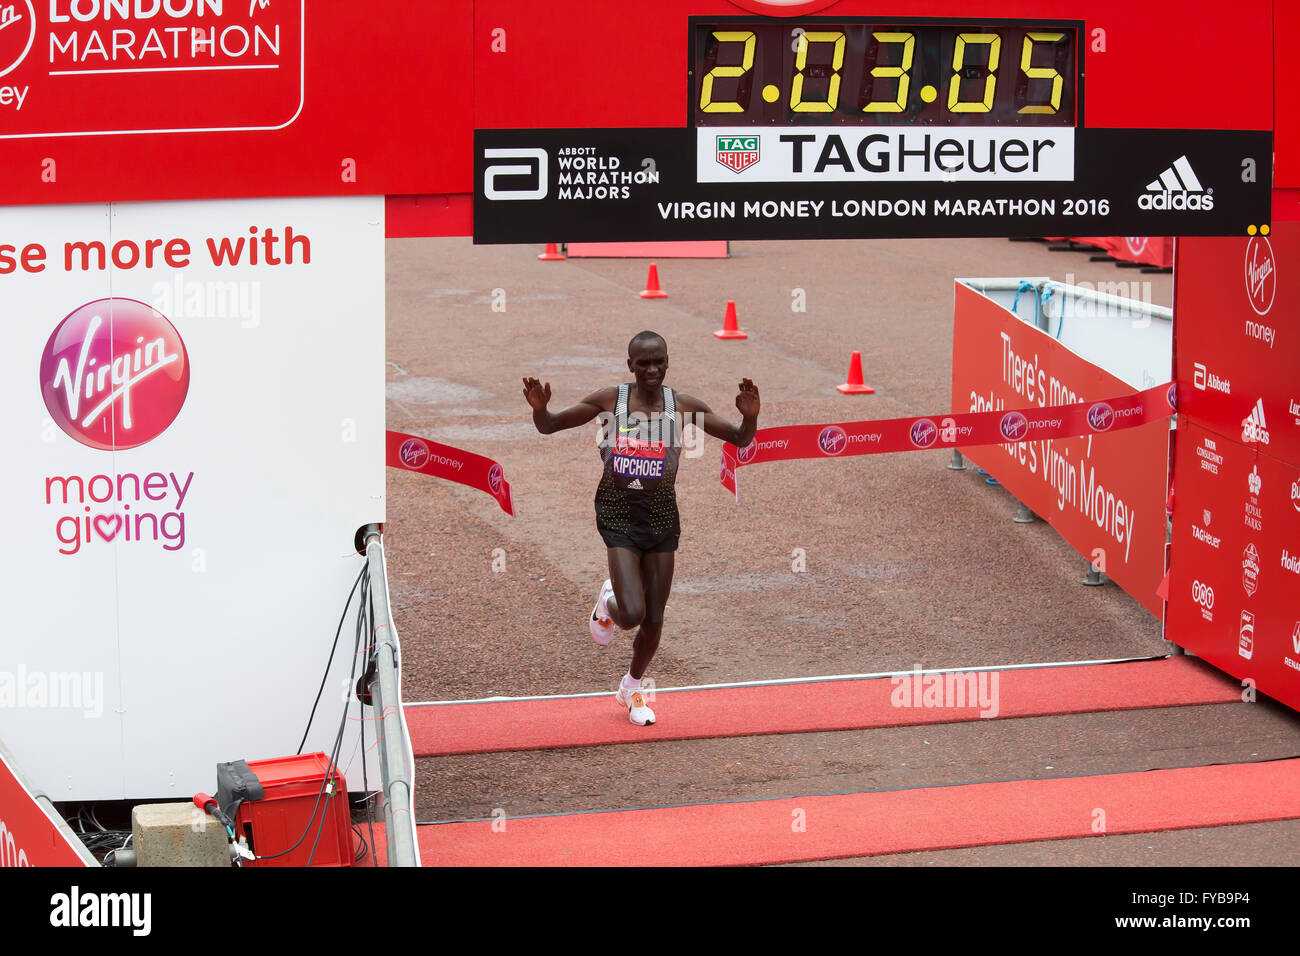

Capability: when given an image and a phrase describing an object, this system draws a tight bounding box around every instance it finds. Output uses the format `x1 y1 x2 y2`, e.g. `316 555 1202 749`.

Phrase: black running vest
594 384 682 536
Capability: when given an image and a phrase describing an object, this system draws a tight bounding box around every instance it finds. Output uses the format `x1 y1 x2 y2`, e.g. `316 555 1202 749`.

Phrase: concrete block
132 803 229 867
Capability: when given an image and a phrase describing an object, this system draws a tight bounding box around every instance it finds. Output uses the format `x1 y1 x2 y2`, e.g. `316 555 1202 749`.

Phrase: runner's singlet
595 383 682 547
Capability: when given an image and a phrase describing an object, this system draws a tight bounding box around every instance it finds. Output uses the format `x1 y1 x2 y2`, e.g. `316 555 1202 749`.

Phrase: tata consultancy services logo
0 1 35 79
716 135 759 174
40 299 189 451
1244 236 1275 316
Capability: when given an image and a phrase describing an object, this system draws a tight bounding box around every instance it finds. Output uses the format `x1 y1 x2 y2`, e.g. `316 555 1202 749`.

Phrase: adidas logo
627 478 644 489
1139 155 1214 211
1242 399 1271 444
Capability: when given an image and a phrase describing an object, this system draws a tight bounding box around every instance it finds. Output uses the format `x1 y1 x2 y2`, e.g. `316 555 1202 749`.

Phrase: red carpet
404 658 1240 757
404 758 1300 866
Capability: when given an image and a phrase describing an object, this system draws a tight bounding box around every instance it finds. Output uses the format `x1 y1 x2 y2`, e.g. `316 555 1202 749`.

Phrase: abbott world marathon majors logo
39 298 193 557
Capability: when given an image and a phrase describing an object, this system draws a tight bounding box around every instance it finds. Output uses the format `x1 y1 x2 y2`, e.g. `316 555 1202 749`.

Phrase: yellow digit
700 31 756 113
1019 32 1065 114
791 31 845 113
863 32 914 113
948 32 1001 113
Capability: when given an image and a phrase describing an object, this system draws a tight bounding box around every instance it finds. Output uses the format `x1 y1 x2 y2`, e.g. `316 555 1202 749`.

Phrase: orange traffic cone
538 243 565 261
836 351 875 394
639 263 668 298
713 300 748 339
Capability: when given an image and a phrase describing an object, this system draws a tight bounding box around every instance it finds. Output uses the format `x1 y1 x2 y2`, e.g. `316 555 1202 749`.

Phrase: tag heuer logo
716 136 760 174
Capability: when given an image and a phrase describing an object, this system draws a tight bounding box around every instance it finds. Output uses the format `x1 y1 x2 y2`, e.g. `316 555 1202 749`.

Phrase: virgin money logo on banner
1244 237 1275 316
1167 383 1177 410
909 418 938 449
1087 402 1115 431
0 1 35 77
1125 237 1148 255
737 440 757 464
999 411 1028 441
40 298 189 451
398 438 430 469
818 425 847 456
488 463 503 494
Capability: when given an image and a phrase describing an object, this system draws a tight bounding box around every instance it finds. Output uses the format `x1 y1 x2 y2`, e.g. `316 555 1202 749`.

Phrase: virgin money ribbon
720 383 1176 499
386 430 515 516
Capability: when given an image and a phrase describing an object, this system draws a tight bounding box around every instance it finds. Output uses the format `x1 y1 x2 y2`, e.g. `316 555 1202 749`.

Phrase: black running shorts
597 522 679 555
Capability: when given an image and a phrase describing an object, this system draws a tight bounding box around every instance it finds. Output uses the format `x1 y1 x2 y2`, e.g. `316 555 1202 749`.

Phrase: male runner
523 331 759 725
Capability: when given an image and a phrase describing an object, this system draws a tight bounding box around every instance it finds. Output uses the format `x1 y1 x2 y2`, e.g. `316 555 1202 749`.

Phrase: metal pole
1013 502 1035 524
947 449 966 470
363 529 420 867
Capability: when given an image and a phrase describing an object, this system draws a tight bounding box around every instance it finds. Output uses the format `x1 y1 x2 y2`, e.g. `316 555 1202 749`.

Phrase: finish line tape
720 382 1176 499
386 430 515 516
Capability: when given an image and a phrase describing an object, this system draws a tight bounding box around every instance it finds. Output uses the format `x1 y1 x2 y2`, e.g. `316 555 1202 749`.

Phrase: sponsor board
474 128 1272 242
0 196 384 799
951 283 1167 616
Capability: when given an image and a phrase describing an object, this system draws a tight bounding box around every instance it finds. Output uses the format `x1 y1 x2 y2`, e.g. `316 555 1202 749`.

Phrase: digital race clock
690 19 1079 128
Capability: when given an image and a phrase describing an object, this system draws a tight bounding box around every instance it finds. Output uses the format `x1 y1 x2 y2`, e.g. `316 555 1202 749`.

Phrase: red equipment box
236 753 354 868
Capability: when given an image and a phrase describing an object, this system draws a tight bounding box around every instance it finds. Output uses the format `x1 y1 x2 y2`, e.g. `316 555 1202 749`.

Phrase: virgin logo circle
1125 237 1148 255
1167 383 1177 411
488 463 503 494
0 2 35 79
1244 236 1275 316
399 438 430 469
40 298 190 451
1087 402 1115 431
909 418 937 448
999 411 1028 441
737 440 757 463
818 425 847 456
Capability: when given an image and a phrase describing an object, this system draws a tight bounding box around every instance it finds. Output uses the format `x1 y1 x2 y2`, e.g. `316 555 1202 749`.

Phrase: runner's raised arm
522 377 615 434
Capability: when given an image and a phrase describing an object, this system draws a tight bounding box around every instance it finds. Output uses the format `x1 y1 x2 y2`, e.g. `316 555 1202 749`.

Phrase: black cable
262 564 369 864
360 580 380 866
298 561 367 755
306 564 370 866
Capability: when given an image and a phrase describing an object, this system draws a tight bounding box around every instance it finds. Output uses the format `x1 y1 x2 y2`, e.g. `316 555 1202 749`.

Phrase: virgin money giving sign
0 196 384 800
950 282 1168 617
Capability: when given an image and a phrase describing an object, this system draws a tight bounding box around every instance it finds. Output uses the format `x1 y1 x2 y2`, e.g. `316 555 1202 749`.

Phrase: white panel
2 197 385 799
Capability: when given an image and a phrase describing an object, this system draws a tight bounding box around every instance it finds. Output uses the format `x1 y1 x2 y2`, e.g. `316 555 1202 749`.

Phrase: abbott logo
484 148 548 201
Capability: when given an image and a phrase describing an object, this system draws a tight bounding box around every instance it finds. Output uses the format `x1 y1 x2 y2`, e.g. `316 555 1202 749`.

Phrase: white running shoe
589 579 615 645
616 684 656 726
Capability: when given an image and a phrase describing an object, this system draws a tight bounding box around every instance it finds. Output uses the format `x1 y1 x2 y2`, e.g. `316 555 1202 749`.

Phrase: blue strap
1010 280 1036 316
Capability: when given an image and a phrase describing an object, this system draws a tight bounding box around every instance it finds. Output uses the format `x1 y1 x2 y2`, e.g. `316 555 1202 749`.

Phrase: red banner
949 283 1172 614
721 382 1173 520
1072 236 1174 268
1 746 90 867
1168 225 1300 711
385 431 514 516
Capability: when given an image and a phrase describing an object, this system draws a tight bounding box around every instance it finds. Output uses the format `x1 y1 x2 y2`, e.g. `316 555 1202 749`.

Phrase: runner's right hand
522 377 551 410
